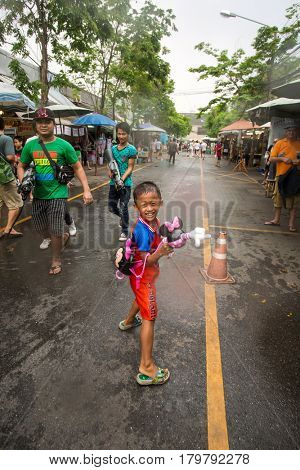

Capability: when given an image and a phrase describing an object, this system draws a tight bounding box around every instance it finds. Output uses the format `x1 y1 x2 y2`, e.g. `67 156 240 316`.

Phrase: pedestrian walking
155 139 162 159
194 140 200 157
18 107 93 274
168 138 178 164
0 117 23 239
187 141 193 158
200 141 207 160
264 123 300 232
215 141 223 167
118 181 173 385
108 121 137 241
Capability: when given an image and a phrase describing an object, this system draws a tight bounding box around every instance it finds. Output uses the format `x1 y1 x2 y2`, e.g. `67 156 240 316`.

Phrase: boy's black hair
133 181 162 203
14 135 23 142
116 121 131 135
0 117 5 130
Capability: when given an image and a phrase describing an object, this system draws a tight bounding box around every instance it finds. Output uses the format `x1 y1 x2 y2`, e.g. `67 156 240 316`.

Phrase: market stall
132 123 168 160
247 98 300 145
219 119 267 165
72 113 116 171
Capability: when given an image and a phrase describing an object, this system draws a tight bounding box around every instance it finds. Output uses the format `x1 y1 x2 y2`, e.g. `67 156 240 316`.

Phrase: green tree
190 4 300 116
167 113 192 138
0 0 111 105
202 104 240 137
64 0 176 118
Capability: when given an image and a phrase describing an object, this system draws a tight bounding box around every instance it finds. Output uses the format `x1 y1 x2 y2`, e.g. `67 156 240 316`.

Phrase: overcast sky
135 0 296 113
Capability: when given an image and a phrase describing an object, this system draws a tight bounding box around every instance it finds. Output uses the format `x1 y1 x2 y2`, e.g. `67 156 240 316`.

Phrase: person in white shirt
200 141 207 160
187 142 194 158
155 139 162 158
194 141 200 157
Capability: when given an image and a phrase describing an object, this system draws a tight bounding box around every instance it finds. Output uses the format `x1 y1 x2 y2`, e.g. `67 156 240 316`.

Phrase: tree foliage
0 0 111 105
190 3 300 136
190 4 300 118
64 0 177 120
1 0 185 133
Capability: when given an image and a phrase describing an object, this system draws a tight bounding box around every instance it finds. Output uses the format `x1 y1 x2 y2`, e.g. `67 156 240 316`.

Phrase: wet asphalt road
0 155 299 450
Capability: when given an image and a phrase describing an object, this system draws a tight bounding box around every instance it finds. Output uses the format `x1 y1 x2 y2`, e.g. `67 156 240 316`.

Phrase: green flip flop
136 367 170 386
119 315 142 331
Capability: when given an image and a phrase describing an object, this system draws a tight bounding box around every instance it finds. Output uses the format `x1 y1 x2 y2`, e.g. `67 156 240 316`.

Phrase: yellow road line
0 164 152 232
201 162 229 450
210 224 300 236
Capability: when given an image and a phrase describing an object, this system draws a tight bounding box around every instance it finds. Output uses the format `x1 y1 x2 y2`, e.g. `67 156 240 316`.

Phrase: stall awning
247 97 300 113
0 81 35 111
133 123 166 133
272 79 300 99
220 120 260 132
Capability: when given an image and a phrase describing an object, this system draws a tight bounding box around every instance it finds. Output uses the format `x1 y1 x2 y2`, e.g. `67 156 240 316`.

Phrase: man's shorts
273 177 300 209
32 198 67 236
0 179 23 210
130 275 158 321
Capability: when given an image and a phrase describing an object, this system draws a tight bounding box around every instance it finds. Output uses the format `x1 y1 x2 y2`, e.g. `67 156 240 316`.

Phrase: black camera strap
38 138 59 173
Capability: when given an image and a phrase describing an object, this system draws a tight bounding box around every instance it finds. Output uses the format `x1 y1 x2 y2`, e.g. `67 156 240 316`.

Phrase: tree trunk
37 0 49 106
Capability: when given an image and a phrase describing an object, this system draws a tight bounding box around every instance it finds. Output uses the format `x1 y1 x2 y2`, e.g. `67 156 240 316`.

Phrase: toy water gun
104 148 124 191
114 216 210 286
17 163 35 201
159 216 211 249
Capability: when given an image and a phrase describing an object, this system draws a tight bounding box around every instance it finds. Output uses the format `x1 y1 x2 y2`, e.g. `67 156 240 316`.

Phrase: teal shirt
110 144 137 187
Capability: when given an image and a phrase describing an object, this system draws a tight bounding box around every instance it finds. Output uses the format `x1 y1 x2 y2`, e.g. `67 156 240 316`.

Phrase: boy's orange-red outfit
130 217 161 321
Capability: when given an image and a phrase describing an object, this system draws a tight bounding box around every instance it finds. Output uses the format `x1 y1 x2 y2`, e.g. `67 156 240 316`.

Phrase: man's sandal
264 221 280 226
49 265 62 275
136 368 170 386
119 315 142 331
289 226 297 232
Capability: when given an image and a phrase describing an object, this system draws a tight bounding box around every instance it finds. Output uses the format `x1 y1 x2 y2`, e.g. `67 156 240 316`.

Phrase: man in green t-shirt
18 108 93 275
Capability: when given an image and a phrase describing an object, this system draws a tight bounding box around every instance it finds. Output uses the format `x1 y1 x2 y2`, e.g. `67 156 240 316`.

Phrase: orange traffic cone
200 232 235 284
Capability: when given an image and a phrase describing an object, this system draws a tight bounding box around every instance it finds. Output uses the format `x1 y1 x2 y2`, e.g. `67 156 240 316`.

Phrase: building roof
272 79 300 99
220 120 260 132
0 48 88 109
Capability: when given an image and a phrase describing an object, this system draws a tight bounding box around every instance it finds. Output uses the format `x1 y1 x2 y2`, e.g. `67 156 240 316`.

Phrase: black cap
34 107 55 121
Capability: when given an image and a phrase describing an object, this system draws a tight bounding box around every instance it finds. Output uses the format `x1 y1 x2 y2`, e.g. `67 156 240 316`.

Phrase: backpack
115 238 150 289
0 151 15 184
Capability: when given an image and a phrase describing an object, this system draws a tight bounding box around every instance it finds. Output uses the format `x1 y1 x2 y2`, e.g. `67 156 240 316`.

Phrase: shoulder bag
39 138 74 185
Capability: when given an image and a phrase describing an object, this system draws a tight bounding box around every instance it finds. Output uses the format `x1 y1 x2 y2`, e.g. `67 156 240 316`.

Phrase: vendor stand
219 119 266 166
72 113 116 174
132 123 168 161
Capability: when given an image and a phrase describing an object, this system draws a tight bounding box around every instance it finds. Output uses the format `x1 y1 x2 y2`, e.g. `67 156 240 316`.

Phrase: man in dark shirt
168 138 178 164
0 118 23 238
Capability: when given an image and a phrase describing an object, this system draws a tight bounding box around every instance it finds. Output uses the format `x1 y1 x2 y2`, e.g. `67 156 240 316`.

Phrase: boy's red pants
130 268 159 321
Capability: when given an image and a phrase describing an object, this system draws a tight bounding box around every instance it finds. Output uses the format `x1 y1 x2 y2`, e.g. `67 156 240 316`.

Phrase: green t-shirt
110 144 137 187
20 137 78 199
